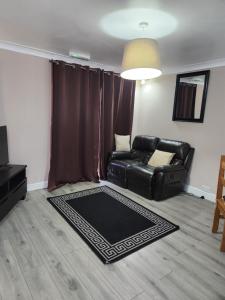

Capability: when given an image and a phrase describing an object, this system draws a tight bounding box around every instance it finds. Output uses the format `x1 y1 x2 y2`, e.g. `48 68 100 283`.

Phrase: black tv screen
0 126 9 166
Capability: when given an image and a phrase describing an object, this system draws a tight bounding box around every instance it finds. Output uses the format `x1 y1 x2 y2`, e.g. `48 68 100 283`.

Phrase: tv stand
0 165 12 171
0 165 27 222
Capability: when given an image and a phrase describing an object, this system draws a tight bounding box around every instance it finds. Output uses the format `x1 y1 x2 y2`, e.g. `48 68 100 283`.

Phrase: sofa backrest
131 135 193 167
131 135 159 164
132 135 159 152
156 138 190 161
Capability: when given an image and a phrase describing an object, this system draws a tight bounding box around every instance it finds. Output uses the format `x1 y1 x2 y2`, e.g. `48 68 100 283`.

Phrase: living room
0 1 225 299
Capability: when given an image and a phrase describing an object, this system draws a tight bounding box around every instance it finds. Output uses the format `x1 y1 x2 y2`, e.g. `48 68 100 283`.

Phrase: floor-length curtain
48 61 101 190
176 82 196 119
115 79 136 134
99 73 136 179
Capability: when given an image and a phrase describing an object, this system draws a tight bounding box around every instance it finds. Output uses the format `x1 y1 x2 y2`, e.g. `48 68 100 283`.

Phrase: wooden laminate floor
0 181 225 300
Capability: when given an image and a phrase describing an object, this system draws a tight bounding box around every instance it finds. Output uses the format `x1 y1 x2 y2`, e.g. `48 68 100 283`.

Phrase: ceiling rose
100 8 177 40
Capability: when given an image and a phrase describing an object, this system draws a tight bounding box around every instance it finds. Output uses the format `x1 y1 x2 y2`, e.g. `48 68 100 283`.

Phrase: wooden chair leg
212 205 220 233
220 221 225 252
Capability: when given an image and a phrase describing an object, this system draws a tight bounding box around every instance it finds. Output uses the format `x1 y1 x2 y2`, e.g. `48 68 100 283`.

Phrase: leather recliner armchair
107 135 194 201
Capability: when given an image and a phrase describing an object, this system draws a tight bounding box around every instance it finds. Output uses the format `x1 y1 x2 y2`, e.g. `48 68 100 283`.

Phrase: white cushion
148 150 175 167
115 134 130 151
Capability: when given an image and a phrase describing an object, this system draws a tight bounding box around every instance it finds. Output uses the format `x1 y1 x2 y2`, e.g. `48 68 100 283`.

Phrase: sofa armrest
153 165 187 200
184 147 195 171
154 164 186 174
110 151 132 161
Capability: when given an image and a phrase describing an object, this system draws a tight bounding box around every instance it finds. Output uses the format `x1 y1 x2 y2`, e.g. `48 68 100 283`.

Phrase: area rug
47 186 179 263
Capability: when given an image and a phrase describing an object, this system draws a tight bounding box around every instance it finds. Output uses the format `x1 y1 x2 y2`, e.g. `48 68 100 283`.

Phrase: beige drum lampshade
121 38 162 80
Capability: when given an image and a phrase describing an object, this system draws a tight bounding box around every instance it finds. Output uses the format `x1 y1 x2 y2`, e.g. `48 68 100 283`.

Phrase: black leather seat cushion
109 159 141 170
156 139 190 160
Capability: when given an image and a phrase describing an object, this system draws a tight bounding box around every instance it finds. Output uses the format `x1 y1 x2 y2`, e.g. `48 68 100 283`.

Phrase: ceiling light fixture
121 38 162 80
100 8 177 40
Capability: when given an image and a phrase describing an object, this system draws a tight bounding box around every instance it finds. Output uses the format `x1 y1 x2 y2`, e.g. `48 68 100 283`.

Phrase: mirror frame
172 70 210 123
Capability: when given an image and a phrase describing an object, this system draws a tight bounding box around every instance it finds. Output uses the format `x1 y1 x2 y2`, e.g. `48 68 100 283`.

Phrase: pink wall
0 49 51 186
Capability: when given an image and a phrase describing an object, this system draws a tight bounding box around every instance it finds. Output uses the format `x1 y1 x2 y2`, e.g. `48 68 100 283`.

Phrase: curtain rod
49 60 120 76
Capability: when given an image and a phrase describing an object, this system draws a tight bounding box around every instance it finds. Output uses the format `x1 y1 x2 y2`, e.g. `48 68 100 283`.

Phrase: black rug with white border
47 186 179 263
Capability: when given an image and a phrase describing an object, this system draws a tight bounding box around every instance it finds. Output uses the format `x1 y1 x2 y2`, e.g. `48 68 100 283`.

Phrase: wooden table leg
220 220 225 252
212 205 220 233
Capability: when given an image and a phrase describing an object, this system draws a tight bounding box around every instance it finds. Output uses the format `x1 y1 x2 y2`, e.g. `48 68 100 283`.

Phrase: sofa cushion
132 135 159 152
156 139 190 161
115 134 130 151
108 159 141 171
148 150 175 167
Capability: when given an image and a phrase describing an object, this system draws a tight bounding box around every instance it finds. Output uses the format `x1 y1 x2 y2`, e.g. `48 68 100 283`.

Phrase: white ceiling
1 0 225 72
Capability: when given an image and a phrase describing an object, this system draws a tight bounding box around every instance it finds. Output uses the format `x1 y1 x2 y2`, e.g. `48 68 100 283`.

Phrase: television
0 126 9 166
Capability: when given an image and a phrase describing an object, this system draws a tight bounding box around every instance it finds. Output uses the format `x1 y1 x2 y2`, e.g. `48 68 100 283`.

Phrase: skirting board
27 180 216 202
185 184 215 203
28 181 48 192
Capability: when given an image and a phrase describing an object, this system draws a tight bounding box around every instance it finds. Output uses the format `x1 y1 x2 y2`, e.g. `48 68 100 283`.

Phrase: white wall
132 67 225 200
0 49 51 188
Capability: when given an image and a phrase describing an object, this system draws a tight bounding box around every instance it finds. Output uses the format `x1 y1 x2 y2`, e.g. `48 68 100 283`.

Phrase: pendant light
121 38 162 80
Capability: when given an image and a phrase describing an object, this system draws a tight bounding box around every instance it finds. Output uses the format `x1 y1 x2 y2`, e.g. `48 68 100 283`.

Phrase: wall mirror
172 70 210 123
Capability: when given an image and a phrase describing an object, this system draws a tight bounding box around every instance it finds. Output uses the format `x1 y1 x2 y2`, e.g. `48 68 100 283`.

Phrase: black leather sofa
107 135 194 200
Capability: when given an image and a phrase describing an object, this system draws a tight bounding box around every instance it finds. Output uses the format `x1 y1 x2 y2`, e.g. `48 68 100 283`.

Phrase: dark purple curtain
99 73 136 179
48 61 136 189
48 62 101 190
176 82 196 119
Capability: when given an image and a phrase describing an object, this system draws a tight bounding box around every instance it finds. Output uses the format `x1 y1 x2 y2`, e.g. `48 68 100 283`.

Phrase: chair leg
220 221 225 252
212 205 220 233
